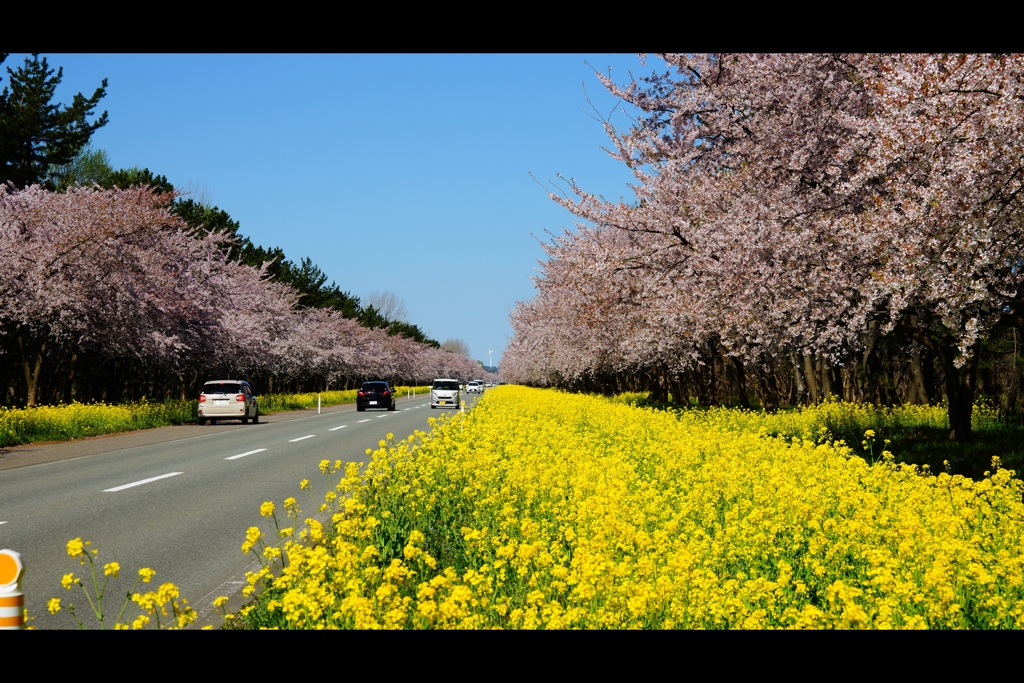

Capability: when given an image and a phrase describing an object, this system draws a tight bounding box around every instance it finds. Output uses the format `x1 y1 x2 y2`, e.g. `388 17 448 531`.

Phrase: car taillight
382 391 389 396
198 395 206 403
236 394 245 402
358 391 365 397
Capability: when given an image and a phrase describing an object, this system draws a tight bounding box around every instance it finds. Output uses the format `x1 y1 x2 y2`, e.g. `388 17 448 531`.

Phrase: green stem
115 576 144 626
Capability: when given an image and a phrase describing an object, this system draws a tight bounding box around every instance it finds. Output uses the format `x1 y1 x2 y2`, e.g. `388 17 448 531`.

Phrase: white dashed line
0 521 7 525
329 425 347 431
289 435 315 442
358 419 370 423
104 472 183 492
225 449 267 461
377 415 388 418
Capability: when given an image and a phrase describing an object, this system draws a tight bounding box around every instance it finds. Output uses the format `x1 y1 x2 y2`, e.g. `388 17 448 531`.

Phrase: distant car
357 381 396 412
467 381 483 393
431 378 460 409
198 380 259 425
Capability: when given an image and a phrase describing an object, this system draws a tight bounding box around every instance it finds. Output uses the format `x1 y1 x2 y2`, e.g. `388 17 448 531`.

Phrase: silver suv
466 381 483 393
431 378 460 409
198 380 259 425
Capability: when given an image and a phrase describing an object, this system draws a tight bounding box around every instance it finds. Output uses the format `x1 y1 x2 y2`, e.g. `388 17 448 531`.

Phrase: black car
357 381 396 411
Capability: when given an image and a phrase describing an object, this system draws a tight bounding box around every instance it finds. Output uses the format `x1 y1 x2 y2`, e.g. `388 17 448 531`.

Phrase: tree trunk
818 356 832 402
939 344 980 441
908 341 929 405
733 357 751 409
791 353 805 404
803 353 819 404
18 335 46 408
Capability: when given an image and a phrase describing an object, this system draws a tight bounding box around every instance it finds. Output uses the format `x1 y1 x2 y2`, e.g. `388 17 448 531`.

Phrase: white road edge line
225 448 267 461
329 425 347 431
358 419 370 423
289 435 315 442
104 472 183 492
0 521 7 525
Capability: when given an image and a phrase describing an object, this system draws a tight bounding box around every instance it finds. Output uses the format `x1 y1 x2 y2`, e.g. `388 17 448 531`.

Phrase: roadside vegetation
228 386 1024 629
617 394 1023 481
0 386 431 448
1 55 492 413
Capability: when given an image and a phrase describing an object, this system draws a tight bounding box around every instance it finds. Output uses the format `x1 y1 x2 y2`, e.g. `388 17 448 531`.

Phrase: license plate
369 401 377 405
441 401 449 404
214 399 228 405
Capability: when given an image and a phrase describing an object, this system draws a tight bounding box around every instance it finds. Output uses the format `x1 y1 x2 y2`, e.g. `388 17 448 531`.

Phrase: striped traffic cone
0 549 25 630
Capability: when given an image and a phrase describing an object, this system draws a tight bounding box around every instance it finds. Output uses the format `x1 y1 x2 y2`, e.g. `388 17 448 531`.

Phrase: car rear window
361 382 388 392
203 383 241 394
433 380 459 391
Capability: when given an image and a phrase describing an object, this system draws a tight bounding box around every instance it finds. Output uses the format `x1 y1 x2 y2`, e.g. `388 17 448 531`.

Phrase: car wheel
198 417 206 426
357 405 365 412
253 409 259 424
241 413 248 424
210 418 218 425
389 402 396 411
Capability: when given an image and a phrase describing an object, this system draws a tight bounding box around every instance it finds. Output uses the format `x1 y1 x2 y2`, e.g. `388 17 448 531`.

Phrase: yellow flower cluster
239 387 1024 629
50 539 194 630
0 399 196 447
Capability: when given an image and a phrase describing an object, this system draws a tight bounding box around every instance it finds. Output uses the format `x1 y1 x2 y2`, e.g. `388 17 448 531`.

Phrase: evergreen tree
101 167 174 194
51 145 113 190
0 54 108 189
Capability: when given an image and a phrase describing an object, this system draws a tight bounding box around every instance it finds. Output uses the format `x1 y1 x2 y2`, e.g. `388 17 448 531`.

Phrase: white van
431 378 460 409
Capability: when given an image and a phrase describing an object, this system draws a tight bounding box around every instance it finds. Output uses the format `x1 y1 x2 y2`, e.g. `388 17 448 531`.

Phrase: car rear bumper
199 404 249 416
357 399 391 409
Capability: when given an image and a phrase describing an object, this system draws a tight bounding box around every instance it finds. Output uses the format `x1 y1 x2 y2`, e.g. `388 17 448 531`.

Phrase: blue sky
6 54 647 366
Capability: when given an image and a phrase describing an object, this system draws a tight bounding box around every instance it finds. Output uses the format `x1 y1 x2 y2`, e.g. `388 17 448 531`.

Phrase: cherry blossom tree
507 54 1024 439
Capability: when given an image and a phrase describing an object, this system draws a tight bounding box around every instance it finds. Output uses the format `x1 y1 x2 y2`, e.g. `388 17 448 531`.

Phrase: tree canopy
504 53 1024 442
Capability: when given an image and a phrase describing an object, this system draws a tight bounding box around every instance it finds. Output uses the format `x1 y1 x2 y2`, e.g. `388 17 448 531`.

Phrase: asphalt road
0 391 482 629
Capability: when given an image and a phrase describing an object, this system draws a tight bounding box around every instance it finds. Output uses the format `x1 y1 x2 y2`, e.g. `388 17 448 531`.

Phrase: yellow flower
213 596 229 608
260 501 275 517
300 479 310 490
66 538 84 558
103 562 120 577
138 567 156 583
319 460 331 474
47 598 61 614
61 572 77 590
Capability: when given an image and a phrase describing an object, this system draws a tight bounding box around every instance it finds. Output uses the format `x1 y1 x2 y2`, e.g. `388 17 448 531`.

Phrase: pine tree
0 54 108 189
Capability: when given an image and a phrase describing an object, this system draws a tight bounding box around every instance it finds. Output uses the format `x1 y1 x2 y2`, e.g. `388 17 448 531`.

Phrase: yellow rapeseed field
0 399 196 447
0 387 431 447
238 386 1024 629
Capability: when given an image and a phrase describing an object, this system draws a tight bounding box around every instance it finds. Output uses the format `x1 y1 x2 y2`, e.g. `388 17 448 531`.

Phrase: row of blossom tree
501 54 1024 440
0 184 493 407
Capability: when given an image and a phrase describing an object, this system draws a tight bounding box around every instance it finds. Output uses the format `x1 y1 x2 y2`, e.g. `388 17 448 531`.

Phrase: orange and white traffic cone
0 549 25 630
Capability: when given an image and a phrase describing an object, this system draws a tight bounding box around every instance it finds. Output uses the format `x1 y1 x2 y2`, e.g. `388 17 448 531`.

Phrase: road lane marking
289 435 315 442
0 521 6 525
104 472 183 492
225 449 267 461
329 425 347 431
377 415 388 418
358 419 370 423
